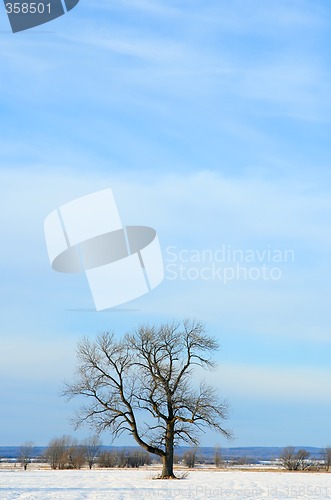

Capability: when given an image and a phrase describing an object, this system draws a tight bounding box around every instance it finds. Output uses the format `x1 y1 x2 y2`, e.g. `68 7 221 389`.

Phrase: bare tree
83 435 102 469
280 446 297 470
19 441 34 470
98 450 118 468
67 440 86 469
97 448 151 468
64 320 231 478
214 447 223 468
123 449 151 468
280 446 310 471
44 436 75 470
183 447 198 468
324 446 331 472
296 449 310 470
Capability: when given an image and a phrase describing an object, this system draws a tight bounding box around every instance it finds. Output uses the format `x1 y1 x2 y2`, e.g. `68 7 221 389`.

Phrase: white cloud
1 166 330 342
2 166 331 247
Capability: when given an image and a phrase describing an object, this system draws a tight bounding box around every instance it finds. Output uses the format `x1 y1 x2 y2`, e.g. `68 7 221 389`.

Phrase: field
0 466 330 499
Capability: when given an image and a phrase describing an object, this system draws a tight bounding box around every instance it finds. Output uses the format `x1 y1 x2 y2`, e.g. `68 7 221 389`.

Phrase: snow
0 468 330 499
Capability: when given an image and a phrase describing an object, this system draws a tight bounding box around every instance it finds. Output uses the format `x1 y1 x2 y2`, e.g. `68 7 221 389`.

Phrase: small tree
214 447 223 468
83 436 102 470
183 447 197 468
296 449 310 470
98 450 118 468
280 446 310 471
68 440 86 469
125 449 152 468
280 446 297 470
97 448 151 468
19 441 34 470
64 320 231 478
44 436 74 470
324 446 331 472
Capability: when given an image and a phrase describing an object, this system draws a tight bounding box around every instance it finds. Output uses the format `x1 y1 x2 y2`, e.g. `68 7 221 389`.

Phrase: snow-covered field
0 468 330 499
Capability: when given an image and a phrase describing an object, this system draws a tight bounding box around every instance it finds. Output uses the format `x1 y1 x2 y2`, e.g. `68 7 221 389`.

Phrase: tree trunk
161 423 176 478
161 453 175 478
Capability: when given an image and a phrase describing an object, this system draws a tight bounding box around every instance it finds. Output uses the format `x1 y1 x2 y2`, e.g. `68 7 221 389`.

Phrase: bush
98 449 151 468
98 451 118 468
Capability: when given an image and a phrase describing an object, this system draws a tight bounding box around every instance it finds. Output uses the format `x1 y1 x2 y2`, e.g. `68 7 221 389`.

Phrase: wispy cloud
1 167 330 343
212 363 331 403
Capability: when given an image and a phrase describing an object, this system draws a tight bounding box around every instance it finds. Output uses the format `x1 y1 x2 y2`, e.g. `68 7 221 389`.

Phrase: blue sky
1 0 331 448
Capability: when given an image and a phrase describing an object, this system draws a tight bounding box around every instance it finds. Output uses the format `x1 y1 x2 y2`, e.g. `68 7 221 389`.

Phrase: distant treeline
0 445 326 461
